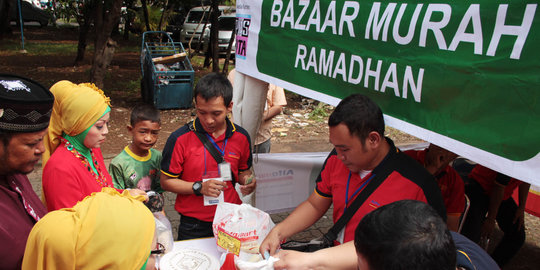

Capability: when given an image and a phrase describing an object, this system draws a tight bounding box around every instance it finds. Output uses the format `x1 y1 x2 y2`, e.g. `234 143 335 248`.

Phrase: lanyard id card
219 162 232 181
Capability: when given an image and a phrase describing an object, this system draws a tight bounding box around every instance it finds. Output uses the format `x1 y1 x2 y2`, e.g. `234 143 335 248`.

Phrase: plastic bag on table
154 212 174 254
219 252 279 270
213 202 275 262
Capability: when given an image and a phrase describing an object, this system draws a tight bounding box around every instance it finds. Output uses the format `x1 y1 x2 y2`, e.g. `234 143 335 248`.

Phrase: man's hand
259 228 282 257
240 176 256 195
273 250 315 270
201 179 226 197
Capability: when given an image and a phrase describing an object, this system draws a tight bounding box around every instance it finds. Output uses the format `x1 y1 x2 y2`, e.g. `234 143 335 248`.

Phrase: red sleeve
43 161 86 211
168 138 186 177
315 154 336 197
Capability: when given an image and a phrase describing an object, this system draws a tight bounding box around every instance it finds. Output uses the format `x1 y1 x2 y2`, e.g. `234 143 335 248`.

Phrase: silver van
180 5 235 47
217 13 236 56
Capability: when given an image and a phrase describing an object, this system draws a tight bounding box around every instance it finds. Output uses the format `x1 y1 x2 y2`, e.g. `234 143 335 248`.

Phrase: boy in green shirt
110 104 162 193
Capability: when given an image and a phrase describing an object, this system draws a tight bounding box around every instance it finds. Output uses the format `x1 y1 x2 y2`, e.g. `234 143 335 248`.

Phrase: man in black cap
0 74 54 270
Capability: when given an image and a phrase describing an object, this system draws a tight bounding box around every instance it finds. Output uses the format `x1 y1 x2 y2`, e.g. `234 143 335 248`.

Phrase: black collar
193 117 236 139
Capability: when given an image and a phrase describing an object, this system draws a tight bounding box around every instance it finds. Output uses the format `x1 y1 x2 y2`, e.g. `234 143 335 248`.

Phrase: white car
180 5 235 49
217 14 236 56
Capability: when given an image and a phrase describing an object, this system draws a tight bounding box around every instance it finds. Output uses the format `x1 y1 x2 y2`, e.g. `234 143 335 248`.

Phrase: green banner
255 0 540 162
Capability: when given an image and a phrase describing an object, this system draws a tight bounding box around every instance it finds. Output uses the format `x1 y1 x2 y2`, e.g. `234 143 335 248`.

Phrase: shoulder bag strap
322 153 398 243
190 121 237 185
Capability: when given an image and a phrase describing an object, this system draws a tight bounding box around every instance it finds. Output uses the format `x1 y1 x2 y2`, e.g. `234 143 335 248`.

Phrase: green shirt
109 146 163 192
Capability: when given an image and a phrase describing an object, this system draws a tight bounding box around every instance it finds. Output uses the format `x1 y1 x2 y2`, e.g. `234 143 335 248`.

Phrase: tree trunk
0 0 12 40
222 30 235 74
157 0 169 31
74 6 93 66
141 0 151 32
89 0 123 88
74 22 90 65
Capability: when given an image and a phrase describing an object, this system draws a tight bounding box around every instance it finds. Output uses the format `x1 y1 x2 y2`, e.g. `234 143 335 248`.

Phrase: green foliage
308 102 330 122
133 5 166 32
118 79 140 94
53 0 90 22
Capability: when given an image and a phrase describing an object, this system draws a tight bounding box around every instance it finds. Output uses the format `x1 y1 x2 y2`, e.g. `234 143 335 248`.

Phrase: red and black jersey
316 138 446 243
161 118 252 222
404 149 466 216
469 164 522 201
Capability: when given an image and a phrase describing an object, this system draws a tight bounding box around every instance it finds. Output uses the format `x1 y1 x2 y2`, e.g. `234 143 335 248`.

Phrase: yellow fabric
22 188 155 270
43 80 111 166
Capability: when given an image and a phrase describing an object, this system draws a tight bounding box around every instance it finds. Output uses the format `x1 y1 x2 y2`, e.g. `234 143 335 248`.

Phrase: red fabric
42 145 114 211
220 253 237 270
161 119 251 222
469 165 520 201
404 149 465 215
316 155 432 243
512 187 540 218
0 174 47 269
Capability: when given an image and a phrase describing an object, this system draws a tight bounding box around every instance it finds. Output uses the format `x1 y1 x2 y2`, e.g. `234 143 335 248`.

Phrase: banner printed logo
236 14 251 59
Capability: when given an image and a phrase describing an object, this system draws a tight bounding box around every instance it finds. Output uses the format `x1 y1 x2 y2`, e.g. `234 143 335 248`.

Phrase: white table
158 237 222 270
173 237 221 259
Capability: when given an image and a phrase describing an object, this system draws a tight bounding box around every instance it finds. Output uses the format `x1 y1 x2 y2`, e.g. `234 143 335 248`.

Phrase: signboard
253 152 326 213
235 0 540 185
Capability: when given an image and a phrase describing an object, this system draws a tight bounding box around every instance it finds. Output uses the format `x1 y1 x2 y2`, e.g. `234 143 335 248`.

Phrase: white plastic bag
236 256 279 270
154 212 174 254
213 202 275 262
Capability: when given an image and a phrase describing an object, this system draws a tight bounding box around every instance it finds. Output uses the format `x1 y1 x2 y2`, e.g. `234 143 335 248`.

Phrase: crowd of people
0 72 531 270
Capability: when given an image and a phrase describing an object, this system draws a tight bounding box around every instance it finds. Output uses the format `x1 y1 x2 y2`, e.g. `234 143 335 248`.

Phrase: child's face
128 120 161 153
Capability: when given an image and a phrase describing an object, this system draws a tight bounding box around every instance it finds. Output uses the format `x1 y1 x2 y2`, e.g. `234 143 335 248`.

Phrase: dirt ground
2 26 539 269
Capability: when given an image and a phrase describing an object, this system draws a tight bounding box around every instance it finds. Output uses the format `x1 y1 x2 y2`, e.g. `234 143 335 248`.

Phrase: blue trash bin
141 31 194 109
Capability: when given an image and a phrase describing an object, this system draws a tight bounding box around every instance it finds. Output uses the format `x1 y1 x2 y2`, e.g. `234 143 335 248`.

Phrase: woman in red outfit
42 81 144 211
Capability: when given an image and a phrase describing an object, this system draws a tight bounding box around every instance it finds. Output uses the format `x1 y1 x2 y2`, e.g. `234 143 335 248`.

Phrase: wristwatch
192 181 203 196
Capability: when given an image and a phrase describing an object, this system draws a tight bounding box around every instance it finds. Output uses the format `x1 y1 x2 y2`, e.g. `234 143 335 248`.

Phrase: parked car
217 13 236 56
179 5 235 49
9 0 52 27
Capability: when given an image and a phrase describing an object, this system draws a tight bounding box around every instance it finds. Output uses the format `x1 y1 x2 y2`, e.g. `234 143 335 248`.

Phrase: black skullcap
0 74 54 132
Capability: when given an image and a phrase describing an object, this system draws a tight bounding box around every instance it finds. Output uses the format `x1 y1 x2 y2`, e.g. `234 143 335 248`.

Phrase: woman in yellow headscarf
22 188 158 270
42 80 144 211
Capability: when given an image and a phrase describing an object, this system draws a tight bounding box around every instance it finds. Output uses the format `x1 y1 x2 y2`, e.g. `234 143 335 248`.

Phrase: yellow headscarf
22 188 155 270
43 80 111 166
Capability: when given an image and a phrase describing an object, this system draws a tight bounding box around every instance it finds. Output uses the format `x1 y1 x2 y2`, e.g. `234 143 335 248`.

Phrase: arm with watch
160 173 227 197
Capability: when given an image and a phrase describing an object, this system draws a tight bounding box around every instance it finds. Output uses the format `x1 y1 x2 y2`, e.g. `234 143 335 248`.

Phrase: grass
117 79 141 94
0 40 81 56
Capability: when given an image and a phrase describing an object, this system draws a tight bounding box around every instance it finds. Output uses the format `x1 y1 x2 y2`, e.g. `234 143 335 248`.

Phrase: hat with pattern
0 74 54 132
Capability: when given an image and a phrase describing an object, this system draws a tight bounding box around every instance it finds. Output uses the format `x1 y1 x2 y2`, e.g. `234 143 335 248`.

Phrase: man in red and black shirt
405 144 465 231
260 94 446 256
461 164 529 267
160 73 256 240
